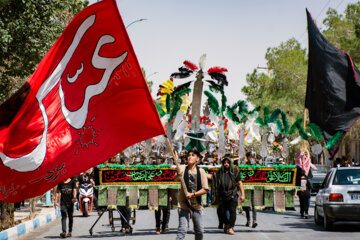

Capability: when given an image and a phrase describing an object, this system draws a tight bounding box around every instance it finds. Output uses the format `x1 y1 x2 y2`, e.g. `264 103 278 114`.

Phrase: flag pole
164 135 193 216
302 108 308 152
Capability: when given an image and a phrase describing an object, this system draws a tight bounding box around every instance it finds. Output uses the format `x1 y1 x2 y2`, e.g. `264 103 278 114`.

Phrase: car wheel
323 213 333 231
314 206 323 225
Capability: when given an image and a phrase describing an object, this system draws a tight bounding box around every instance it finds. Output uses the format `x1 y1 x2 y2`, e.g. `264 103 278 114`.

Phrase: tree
0 0 88 104
0 0 87 230
242 38 307 122
322 2 360 66
142 67 154 93
322 3 360 158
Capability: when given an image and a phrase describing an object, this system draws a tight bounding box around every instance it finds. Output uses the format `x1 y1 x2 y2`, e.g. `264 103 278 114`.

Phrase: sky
89 0 358 106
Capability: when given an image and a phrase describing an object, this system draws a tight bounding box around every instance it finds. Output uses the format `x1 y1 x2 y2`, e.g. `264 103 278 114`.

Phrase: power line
299 0 347 46
298 0 331 43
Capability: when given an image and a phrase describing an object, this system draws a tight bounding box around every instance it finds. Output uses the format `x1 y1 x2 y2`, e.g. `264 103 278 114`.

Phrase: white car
314 167 360 230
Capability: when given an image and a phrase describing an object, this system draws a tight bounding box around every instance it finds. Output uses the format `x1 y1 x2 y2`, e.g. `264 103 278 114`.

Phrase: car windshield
313 165 329 174
333 169 360 185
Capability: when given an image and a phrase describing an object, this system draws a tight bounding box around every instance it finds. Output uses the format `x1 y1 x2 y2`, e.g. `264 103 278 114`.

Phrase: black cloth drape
305 9 360 158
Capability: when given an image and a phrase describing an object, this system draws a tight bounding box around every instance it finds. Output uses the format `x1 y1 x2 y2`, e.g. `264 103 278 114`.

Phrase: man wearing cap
212 155 245 234
174 149 209 240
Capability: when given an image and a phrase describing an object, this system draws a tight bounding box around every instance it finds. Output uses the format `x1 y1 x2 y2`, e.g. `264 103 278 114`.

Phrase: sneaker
66 232 72 238
304 214 309 219
156 227 160 234
227 228 235 235
252 221 258 228
60 232 66 238
245 221 250 227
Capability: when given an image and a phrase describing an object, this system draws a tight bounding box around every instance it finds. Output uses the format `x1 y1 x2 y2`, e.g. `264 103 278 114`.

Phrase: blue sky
89 0 357 105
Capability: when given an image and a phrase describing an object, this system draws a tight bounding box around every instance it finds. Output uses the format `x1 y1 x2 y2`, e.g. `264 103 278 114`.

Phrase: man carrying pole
173 149 209 240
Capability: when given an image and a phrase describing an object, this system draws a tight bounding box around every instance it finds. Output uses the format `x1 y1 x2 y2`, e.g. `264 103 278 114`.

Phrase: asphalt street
19 197 360 240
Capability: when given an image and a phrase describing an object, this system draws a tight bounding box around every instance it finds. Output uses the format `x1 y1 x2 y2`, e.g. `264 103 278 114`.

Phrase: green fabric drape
285 190 295 208
264 190 274 208
98 188 107 207
242 189 252 207
158 189 168 207
139 189 148 207
117 190 126 206
169 189 179 207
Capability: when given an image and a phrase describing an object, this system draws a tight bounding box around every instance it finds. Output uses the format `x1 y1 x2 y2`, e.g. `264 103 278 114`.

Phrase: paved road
19 198 360 240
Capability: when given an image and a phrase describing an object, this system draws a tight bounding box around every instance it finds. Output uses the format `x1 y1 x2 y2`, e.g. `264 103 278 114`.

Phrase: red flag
0 0 165 202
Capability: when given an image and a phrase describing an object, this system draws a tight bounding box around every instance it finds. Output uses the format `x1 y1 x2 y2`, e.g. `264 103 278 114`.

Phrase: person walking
155 192 171 234
295 169 312 218
244 151 258 228
213 156 245 234
54 178 77 238
174 149 209 240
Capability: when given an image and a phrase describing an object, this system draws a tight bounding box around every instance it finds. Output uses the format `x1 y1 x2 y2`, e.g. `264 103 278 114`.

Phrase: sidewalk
0 200 59 240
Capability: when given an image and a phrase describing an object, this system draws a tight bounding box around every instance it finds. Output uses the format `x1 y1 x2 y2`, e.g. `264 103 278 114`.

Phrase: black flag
305 9 360 158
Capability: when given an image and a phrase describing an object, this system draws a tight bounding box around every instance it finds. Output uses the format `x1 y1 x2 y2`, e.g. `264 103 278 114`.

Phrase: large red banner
0 0 165 202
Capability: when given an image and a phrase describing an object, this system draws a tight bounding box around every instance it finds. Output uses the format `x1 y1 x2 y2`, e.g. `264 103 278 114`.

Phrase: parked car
314 167 360 230
311 165 331 194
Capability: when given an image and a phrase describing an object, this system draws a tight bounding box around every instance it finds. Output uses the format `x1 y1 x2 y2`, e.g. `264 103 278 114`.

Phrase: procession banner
0 0 165 202
99 166 297 186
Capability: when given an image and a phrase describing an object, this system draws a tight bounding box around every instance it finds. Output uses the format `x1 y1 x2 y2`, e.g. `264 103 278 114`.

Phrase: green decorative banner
99 166 297 186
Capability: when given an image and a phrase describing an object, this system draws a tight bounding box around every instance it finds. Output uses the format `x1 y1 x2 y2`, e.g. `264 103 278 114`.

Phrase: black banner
99 167 297 186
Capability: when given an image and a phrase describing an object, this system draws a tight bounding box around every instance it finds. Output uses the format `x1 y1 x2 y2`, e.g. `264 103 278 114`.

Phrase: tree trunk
0 201 15 230
29 198 36 219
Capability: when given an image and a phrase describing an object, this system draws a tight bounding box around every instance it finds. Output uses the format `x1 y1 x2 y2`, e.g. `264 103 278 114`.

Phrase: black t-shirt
58 179 76 206
189 173 197 193
78 173 93 185
222 170 241 192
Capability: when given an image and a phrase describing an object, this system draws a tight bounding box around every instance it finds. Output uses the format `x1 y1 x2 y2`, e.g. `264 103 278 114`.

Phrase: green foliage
204 90 220 115
0 0 88 103
142 68 153 93
325 131 344 149
307 122 323 140
241 38 307 123
172 81 192 98
278 111 290 134
322 3 360 66
289 118 309 140
226 105 240 124
154 100 165 117
165 94 171 113
169 95 182 123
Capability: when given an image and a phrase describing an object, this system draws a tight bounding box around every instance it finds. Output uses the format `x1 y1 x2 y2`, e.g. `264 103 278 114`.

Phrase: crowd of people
54 146 344 239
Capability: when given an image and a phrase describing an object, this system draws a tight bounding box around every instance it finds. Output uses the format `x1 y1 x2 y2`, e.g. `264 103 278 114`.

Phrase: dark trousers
298 190 310 215
219 197 237 228
217 207 223 226
155 205 170 229
119 206 131 228
244 190 256 222
60 204 74 233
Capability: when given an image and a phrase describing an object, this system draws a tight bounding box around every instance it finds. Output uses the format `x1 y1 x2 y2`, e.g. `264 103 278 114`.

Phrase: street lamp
146 72 158 80
126 18 147 29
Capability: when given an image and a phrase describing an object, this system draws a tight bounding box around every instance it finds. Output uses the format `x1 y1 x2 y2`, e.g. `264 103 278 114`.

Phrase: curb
0 211 61 240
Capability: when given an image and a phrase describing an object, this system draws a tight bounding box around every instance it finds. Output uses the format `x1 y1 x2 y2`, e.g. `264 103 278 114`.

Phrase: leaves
0 0 87 104
204 90 220 115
